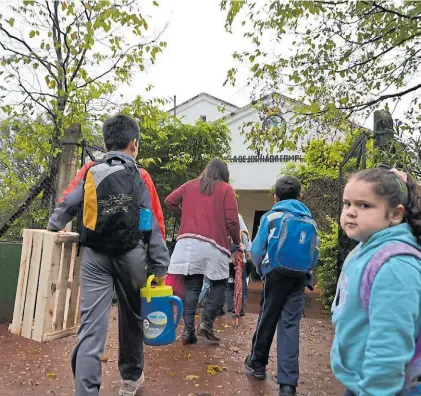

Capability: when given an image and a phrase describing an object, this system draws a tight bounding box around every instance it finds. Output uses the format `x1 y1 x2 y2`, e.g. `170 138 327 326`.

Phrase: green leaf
8 18 15 27
29 30 35 38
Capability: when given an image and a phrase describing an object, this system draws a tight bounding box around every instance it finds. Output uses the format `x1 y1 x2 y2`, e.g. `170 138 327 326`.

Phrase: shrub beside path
0 306 343 396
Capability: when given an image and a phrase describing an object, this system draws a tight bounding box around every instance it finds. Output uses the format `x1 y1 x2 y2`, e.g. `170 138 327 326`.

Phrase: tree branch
371 1 421 20
17 82 54 116
340 82 421 111
68 3 93 84
8 89 59 99
336 31 421 73
0 26 59 83
46 0 68 92
76 37 161 90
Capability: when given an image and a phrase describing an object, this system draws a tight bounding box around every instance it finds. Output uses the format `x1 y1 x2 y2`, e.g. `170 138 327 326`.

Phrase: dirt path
0 305 343 396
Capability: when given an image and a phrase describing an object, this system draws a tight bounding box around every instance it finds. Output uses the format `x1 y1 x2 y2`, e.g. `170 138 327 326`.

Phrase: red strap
139 168 166 239
58 161 95 203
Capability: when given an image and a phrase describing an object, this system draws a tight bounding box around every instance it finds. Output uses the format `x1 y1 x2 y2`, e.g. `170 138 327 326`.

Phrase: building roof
215 92 301 123
167 92 240 113
169 91 369 132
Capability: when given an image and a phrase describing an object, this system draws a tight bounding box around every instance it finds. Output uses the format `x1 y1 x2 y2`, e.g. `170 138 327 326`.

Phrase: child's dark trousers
249 267 306 387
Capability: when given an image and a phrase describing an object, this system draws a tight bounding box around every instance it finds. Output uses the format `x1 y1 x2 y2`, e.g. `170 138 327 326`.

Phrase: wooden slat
70 247 82 327
21 231 44 339
54 232 79 244
9 229 34 335
63 243 80 329
32 233 62 342
52 243 72 331
74 284 81 327
9 229 83 342
42 326 79 342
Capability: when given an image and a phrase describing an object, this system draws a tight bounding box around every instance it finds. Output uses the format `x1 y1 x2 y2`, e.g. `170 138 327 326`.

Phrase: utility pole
173 95 176 117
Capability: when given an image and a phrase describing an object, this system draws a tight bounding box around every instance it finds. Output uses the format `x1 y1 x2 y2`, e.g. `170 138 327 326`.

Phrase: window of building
200 115 207 122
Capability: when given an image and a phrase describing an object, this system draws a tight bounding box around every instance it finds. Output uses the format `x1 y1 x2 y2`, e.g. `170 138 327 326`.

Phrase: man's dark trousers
250 268 305 387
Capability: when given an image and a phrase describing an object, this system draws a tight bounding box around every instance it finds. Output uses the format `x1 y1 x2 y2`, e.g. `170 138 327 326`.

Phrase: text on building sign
230 154 303 163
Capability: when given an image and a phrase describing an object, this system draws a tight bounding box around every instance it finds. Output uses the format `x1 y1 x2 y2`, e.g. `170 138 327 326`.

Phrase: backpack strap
360 243 421 315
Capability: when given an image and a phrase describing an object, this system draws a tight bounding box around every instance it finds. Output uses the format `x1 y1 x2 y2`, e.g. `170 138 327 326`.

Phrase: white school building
169 92 336 238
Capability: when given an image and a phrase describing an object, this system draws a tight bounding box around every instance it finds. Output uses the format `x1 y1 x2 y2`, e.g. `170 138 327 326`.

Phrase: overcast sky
126 0 255 109
125 0 414 127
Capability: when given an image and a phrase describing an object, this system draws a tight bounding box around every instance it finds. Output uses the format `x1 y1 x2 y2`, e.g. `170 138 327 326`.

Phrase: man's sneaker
244 355 266 380
279 384 296 396
182 331 198 345
197 323 220 342
119 372 145 396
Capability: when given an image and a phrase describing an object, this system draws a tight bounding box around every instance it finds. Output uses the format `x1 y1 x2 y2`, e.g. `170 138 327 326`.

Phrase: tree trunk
55 124 82 231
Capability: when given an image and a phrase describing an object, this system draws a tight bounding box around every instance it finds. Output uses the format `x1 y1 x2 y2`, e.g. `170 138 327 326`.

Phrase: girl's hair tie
390 168 408 184
394 177 406 193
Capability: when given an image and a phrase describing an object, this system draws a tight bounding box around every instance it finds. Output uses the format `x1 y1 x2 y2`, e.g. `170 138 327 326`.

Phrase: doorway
249 210 268 281
251 210 267 240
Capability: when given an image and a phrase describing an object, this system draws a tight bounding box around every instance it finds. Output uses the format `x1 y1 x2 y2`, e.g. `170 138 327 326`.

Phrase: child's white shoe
119 372 145 396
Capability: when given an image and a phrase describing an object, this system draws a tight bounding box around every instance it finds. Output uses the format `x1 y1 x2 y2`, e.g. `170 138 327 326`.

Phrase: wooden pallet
9 229 82 342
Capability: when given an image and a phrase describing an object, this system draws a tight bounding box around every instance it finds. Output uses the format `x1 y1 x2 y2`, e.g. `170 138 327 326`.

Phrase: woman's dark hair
351 167 421 244
199 158 230 195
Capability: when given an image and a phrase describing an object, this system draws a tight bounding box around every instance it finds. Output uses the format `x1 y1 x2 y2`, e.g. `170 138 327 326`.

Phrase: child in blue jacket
245 176 316 396
332 167 421 396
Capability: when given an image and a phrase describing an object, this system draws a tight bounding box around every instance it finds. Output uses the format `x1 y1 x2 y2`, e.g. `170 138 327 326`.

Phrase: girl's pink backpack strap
360 243 421 315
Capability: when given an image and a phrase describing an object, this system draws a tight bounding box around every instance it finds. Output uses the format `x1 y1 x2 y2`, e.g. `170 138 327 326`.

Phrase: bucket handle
169 295 183 329
145 274 164 303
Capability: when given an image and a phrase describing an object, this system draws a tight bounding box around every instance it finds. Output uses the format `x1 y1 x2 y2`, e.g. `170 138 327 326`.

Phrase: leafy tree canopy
0 0 167 200
222 1 421 146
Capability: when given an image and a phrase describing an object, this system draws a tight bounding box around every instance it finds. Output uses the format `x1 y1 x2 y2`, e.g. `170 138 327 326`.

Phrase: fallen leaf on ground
101 356 109 362
207 365 226 375
47 372 56 379
185 375 199 380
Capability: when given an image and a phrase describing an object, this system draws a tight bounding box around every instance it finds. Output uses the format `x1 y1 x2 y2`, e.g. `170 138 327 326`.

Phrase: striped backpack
79 157 146 253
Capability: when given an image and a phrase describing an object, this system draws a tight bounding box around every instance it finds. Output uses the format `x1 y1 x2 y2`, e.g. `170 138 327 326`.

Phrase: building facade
170 92 335 237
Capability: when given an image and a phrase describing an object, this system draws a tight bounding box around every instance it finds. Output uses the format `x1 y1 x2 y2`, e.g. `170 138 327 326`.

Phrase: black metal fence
80 140 106 167
0 140 99 241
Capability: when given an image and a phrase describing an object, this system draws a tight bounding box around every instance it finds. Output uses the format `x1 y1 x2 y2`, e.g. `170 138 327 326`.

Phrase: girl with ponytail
331 167 421 396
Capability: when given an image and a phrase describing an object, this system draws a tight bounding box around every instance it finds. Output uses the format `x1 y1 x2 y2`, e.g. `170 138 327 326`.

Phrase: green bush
316 218 338 310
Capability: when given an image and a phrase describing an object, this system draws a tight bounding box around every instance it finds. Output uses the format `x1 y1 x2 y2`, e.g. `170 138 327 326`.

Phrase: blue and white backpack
267 212 319 276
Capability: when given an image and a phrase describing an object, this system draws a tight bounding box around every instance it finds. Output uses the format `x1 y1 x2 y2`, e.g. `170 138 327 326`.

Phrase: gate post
56 124 82 231
373 110 394 148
